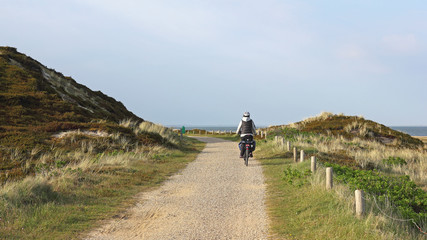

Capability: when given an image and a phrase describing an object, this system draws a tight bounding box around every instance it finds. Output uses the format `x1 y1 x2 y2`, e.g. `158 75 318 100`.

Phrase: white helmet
243 112 250 117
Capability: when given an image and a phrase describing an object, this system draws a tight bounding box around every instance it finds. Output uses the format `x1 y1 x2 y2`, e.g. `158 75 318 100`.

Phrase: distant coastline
389 126 427 136
167 126 267 132
168 125 427 136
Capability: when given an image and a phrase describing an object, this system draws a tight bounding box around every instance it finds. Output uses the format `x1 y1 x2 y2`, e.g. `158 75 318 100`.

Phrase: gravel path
85 137 268 240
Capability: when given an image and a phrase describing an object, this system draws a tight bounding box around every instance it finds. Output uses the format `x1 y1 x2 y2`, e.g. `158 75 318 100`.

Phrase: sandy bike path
85 137 268 239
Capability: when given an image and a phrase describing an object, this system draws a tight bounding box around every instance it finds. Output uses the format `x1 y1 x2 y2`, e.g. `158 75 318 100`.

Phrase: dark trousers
240 135 254 157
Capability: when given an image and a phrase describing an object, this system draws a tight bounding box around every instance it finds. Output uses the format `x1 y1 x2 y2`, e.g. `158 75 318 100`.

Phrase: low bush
382 156 407 166
323 162 426 223
282 166 311 187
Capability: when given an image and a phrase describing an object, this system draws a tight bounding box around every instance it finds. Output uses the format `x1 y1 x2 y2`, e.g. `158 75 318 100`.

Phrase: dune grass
256 140 425 239
282 131 427 188
0 135 204 239
256 142 384 240
414 136 427 149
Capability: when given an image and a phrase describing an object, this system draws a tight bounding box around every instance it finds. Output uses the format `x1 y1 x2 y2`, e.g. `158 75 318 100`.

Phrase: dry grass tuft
0 176 57 207
137 121 180 145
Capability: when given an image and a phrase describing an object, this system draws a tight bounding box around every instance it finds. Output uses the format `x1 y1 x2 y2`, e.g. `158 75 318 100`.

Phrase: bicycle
240 138 255 166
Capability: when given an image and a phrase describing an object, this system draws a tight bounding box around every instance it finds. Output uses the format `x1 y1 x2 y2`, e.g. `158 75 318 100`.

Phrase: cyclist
236 112 257 158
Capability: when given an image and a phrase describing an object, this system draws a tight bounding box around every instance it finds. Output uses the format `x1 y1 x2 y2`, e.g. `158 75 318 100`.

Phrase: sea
168 126 254 132
389 126 427 136
168 126 427 136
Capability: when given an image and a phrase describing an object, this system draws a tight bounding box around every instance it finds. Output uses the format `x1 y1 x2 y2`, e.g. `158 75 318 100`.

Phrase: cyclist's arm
236 121 242 135
252 121 257 135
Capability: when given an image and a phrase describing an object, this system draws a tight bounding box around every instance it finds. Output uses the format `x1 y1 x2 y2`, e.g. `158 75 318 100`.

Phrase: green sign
181 126 186 134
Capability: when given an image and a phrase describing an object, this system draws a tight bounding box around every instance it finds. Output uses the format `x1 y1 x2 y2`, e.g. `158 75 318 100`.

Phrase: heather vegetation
260 112 426 238
0 119 202 238
0 47 204 239
0 47 144 183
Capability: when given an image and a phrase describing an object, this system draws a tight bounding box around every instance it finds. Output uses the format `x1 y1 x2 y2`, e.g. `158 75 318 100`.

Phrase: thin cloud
381 34 419 54
335 44 366 59
334 44 389 75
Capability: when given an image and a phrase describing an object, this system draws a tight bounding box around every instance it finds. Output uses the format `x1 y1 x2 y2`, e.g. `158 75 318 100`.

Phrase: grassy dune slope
0 47 207 239
0 47 144 183
257 148 387 240
0 123 204 239
258 113 426 239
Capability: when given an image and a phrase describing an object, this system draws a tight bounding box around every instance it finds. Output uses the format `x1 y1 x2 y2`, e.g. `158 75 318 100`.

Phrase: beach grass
256 140 424 240
413 136 427 147
0 135 204 239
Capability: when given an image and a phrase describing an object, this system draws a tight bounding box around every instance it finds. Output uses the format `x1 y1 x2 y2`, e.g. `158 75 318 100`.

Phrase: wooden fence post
300 150 305 162
355 190 365 217
311 156 316 172
287 141 291 151
293 147 297 162
326 167 333 189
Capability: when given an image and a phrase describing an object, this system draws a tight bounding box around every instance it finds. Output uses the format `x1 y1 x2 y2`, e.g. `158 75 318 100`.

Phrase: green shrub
382 156 407 166
283 166 311 187
323 162 426 222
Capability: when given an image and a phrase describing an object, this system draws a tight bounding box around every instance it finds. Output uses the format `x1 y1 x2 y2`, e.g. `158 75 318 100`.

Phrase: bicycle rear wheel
245 148 249 166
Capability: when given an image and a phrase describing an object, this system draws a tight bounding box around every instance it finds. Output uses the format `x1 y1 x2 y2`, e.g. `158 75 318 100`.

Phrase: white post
326 167 333 189
355 190 365 217
300 150 305 162
311 156 316 172
287 141 291 151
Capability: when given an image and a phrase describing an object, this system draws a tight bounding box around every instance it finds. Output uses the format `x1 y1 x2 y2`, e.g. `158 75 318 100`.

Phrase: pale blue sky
1 0 426 126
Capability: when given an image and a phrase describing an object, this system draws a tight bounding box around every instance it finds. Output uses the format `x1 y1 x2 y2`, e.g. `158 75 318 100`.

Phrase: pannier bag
238 141 256 151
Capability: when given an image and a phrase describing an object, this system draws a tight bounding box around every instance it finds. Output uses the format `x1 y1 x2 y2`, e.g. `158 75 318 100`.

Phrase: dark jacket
236 117 256 137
